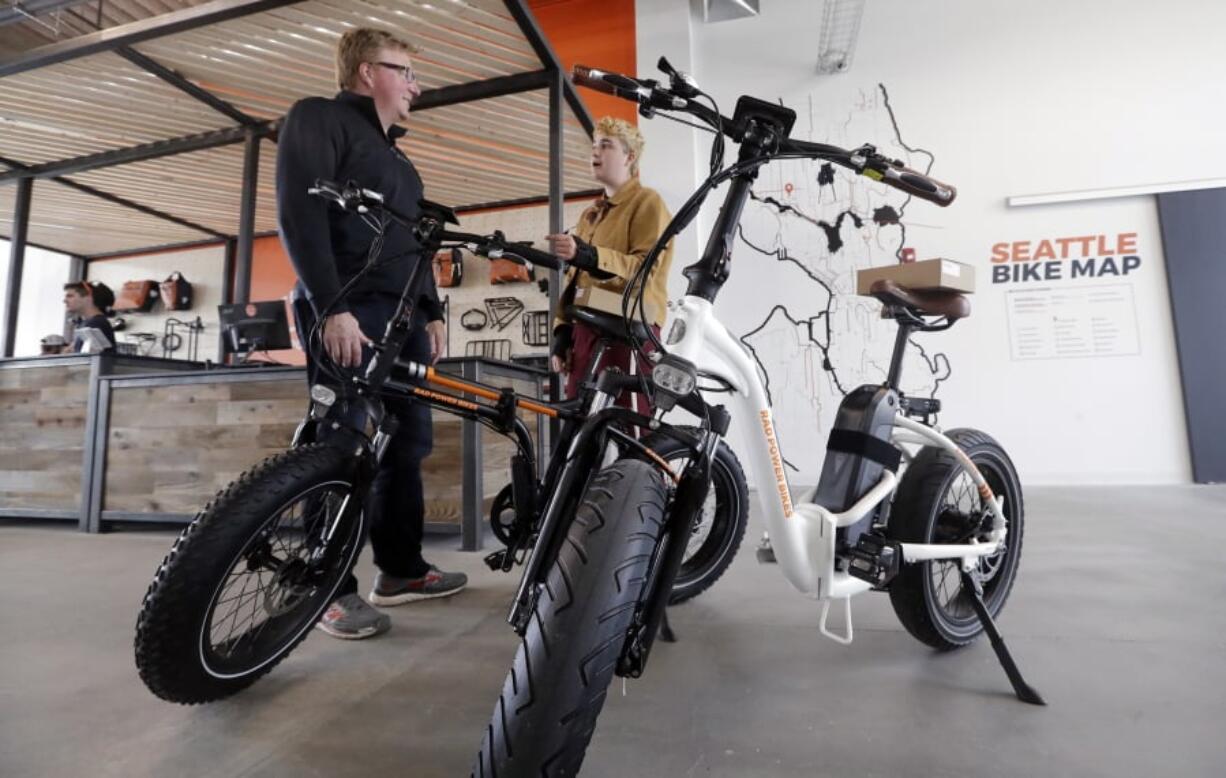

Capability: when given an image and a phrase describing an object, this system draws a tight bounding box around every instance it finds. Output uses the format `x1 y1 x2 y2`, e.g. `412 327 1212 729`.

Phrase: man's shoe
315 593 391 640
369 566 468 606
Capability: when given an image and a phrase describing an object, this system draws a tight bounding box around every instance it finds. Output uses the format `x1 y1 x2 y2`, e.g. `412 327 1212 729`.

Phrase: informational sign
1005 283 1140 361
990 232 1141 286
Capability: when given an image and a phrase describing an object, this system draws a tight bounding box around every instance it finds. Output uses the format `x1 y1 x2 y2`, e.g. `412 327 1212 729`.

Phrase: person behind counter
545 117 674 406
59 281 116 354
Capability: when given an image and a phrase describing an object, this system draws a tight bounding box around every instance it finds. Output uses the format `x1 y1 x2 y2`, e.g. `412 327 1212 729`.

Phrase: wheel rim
923 453 1020 639
198 479 360 678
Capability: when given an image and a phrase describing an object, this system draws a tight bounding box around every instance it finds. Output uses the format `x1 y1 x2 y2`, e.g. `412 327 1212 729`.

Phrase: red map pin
784 182 794 195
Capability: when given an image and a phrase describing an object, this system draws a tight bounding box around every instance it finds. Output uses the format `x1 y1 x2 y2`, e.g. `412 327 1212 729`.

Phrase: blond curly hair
594 116 645 176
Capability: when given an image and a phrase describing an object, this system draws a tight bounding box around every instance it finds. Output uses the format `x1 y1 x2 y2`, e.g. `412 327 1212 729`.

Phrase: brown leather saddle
868 279 970 320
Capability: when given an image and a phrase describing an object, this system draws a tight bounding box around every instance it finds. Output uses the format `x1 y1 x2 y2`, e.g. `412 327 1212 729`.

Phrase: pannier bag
433 248 464 287
113 280 160 313
489 258 535 285
160 271 193 311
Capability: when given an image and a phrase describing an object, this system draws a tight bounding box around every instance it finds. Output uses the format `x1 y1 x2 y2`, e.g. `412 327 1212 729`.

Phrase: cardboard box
856 258 975 296
572 284 659 323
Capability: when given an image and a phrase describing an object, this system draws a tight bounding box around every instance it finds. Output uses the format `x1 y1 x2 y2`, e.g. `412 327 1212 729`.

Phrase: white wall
0 239 75 357
86 246 226 363
636 0 1221 485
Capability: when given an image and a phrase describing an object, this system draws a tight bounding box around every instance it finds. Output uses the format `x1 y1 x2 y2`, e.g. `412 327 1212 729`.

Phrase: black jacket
276 90 442 320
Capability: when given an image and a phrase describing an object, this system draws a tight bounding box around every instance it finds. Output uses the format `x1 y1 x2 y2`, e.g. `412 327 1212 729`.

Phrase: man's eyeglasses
373 61 417 84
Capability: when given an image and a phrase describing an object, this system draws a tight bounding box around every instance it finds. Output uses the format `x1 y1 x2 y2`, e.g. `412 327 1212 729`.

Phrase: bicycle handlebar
308 179 563 270
571 64 957 207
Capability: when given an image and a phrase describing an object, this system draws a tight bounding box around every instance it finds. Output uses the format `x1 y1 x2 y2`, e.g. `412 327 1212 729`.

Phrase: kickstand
960 569 1046 706
659 608 677 643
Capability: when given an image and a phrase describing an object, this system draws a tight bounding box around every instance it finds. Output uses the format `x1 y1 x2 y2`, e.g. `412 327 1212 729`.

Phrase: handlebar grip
500 243 562 271
878 165 957 206
572 64 646 103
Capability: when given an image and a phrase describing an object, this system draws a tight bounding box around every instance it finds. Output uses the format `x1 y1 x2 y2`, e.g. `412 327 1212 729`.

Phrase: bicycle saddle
566 305 654 343
869 279 970 321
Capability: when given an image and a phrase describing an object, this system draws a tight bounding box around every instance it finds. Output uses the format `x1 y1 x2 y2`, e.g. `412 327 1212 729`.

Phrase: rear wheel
887 428 1024 650
473 459 668 777
134 444 365 703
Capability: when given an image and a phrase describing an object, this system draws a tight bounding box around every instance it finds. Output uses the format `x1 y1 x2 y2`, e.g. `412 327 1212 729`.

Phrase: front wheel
473 459 668 777
134 443 365 703
886 428 1024 650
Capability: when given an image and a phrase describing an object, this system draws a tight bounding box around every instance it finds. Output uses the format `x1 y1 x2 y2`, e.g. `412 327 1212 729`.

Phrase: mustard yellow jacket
555 177 674 329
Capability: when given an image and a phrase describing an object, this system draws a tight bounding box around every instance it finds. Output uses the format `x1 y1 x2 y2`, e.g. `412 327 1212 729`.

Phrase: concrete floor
2 484 1224 777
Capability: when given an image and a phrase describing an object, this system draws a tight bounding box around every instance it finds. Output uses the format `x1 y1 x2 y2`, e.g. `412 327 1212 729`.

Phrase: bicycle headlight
652 354 697 410
310 383 338 407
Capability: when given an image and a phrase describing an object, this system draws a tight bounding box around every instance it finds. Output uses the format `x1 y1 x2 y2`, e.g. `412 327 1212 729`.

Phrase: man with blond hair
276 27 466 640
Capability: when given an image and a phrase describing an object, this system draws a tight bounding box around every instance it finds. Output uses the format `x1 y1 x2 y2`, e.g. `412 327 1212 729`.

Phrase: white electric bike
472 59 1043 778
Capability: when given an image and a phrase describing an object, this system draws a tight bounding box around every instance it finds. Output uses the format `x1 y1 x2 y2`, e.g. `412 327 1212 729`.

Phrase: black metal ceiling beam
115 45 258 126
411 69 551 112
502 0 594 136
0 0 307 78
0 154 226 238
455 188 601 214
85 235 229 261
0 232 74 255
0 121 276 183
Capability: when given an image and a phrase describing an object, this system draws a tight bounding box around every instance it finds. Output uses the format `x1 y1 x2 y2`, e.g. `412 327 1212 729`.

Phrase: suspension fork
617 426 719 678
506 371 648 633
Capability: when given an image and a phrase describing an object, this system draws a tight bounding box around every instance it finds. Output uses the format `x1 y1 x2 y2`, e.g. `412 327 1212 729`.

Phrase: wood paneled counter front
0 356 547 550
0 354 202 528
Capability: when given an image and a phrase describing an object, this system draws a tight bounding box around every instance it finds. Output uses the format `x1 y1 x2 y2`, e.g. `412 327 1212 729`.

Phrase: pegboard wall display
86 245 225 363
442 200 592 360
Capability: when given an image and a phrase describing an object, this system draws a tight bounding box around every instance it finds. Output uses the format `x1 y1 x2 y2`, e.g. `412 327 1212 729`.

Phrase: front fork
617 426 719 678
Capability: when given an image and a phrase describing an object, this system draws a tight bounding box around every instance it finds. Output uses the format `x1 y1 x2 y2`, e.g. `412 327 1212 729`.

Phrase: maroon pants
564 321 659 415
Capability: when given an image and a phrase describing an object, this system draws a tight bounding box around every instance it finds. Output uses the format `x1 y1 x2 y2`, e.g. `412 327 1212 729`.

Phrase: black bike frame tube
886 321 914 390
683 137 768 302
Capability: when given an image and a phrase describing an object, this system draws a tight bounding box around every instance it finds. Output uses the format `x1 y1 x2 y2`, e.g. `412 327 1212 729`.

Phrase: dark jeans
294 293 434 592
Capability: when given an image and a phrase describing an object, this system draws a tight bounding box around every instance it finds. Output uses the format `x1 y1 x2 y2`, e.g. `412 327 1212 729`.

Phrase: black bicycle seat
566 305 653 343
869 279 970 321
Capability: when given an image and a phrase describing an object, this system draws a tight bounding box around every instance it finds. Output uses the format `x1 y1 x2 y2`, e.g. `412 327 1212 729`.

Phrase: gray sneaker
315 593 391 640
369 566 468 606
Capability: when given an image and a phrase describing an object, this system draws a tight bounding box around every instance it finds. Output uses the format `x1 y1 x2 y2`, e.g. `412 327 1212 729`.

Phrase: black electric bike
133 181 747 704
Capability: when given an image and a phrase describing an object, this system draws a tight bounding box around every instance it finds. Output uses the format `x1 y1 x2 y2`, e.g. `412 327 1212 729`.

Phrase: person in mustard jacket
545 116 674 402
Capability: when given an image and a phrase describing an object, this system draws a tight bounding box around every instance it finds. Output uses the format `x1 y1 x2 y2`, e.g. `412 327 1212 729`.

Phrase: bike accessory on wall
485 297 524 331
113 280 160 313
489 258 535 284
460 308 488 331
522 310 549 347
125 332 159 356
159 272 193 311
433 247 464 287
464 338 512 361
163 317 204 361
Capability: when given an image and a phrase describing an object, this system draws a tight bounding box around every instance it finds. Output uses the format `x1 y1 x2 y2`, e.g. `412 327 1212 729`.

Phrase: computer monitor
218 300 292 355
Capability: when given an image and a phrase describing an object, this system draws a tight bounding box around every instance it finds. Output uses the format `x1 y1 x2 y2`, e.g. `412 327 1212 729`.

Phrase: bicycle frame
665 295 1009 621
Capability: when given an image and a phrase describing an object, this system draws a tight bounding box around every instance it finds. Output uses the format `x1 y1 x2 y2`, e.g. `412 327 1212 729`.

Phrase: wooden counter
83 357 547 549
0 354 203 527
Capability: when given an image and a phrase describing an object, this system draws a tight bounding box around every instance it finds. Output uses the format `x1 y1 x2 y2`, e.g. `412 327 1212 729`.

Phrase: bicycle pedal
846 534 901 588
483 549 508 571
